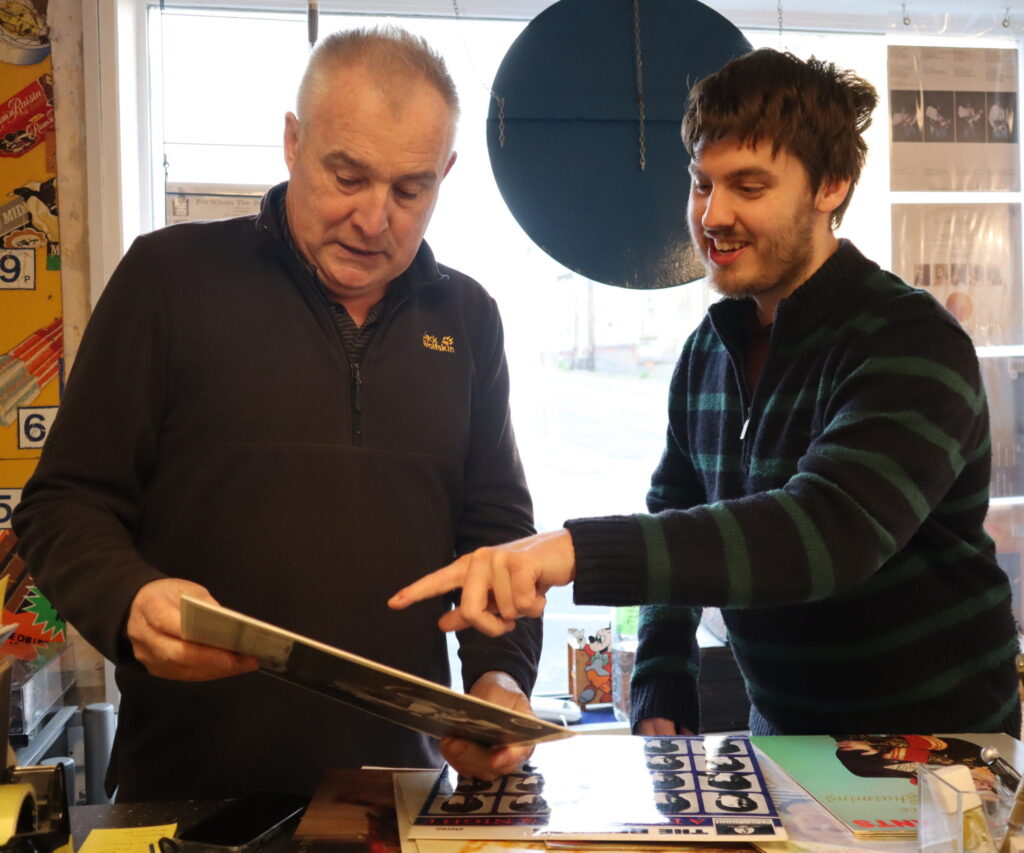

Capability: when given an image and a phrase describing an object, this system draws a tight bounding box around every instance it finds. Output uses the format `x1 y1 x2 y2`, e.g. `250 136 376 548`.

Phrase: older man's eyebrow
324 150 368 172
324 150 439 185
396 169 440 186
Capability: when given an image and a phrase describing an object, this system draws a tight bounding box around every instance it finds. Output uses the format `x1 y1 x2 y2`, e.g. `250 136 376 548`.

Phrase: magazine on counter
751 733 1024 840
396 735 787 843
179 594 573 748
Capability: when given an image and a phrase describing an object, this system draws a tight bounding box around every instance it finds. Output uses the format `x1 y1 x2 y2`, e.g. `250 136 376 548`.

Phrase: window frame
85 0 1024 701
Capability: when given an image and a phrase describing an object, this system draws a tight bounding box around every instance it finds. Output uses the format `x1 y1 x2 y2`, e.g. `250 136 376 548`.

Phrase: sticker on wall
0 72 53 157
0 1 49 67
0 540 66 660
487 0 750 289
0 319 61 427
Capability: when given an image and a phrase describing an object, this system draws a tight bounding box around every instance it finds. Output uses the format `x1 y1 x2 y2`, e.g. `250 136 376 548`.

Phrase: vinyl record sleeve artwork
487 0 750 289
891 202 1023 346
179 595 573 748
402 735 786 843
752 733 1024 840
888 45 1020 192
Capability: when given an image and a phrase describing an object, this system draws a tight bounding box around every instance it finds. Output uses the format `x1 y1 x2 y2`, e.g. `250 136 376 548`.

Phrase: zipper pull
350 362 363 413
740 411 750 440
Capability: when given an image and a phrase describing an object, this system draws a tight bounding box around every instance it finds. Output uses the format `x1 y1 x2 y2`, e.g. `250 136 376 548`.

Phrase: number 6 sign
17 406 56 449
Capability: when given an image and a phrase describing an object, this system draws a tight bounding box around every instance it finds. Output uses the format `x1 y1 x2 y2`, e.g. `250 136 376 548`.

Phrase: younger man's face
687 137 832 303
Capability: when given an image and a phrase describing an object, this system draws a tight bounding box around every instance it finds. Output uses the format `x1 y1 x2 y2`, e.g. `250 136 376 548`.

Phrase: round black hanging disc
487 0 750 289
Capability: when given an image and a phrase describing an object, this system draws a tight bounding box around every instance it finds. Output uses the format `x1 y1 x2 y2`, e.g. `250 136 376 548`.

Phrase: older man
14 27 539 800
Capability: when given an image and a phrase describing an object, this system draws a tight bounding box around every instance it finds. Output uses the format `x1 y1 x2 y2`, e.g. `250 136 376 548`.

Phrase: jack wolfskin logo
423 333 455 353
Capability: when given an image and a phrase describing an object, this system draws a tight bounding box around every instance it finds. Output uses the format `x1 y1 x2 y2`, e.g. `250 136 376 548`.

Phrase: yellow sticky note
78 824 177 853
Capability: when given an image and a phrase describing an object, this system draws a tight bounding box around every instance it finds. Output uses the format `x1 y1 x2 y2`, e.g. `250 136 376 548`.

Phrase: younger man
393 49 1020 738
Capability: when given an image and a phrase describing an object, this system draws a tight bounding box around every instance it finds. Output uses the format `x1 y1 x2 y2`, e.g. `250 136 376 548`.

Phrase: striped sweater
565 240 1019 735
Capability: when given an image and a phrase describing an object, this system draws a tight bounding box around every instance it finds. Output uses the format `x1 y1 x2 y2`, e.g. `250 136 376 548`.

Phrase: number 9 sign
0 248 34 290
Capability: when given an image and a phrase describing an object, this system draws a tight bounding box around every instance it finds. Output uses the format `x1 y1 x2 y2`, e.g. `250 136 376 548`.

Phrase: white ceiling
159 0 1023 38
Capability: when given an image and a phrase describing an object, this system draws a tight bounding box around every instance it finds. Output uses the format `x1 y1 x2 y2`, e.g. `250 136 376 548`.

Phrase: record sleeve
180 594 572 748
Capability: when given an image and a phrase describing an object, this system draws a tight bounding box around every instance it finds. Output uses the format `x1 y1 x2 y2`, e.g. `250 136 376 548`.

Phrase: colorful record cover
288 768 402 853
401 735 786 843
751 733 1023 839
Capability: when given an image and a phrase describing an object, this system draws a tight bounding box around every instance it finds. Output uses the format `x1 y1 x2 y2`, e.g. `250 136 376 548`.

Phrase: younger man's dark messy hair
682 49 878 227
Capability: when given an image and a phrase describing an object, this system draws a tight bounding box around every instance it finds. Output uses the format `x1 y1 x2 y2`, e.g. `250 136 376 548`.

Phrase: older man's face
284 62 456 307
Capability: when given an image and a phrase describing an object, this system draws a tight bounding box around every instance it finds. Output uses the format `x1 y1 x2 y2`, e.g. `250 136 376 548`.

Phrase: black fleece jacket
13 183 540 800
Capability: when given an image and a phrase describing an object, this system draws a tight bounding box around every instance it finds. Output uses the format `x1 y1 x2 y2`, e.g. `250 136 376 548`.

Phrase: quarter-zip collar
256 182 452 447
707 239 879 354
706 240 880 454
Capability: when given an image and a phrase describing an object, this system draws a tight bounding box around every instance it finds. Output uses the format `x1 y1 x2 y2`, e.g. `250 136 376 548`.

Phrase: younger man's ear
816 174 852 216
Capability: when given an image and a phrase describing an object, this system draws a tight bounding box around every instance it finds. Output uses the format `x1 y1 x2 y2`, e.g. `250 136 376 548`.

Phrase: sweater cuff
457 614 542 698
564 516 646 606
630 671 700 734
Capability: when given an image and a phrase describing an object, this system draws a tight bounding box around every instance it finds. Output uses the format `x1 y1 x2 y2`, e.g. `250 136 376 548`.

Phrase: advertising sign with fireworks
0 0 66 656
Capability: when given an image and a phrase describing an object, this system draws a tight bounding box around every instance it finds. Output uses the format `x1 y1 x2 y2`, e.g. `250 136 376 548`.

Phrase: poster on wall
164 183 266 226
891 203 1022 346
0 0 68 655
888 45 1019 192
980 356 1024 500
986 498 1024 628
981 355 1024 625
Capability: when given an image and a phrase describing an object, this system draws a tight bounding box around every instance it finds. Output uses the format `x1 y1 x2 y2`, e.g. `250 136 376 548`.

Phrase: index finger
388 563 467 610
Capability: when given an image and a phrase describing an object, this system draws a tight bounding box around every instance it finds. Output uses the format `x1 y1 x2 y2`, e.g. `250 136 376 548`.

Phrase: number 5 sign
17 406 56 449
0 489 21 530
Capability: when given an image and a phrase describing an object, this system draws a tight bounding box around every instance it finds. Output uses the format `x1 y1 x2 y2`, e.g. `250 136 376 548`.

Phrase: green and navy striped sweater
565 241 1019 735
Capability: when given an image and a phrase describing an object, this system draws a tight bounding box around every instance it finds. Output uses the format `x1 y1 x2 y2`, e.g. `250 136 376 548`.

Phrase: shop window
146 6 1024 697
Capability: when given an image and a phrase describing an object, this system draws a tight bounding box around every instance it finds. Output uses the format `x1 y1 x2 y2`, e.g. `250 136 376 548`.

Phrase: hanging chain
452 0 506 147
496 95 506 147
633 0 647 171
777 0 783 39
902 2 911 26
308 0 318 49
